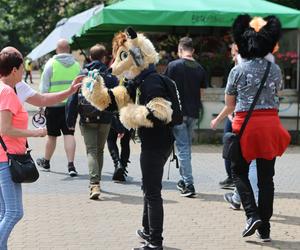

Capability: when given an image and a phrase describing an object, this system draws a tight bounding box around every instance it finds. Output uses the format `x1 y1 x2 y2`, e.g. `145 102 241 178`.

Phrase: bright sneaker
89 184 100 200
68 166 78 177
242 216 262 237
36 157 50 171
223 192 241 210
176 180 185 192
180 184 196 197
219 177 235 189
136 229 150 242
132 243 163 250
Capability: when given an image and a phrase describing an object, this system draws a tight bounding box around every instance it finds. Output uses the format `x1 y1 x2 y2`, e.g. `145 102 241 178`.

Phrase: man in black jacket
165 37 207 197
66 44 118 200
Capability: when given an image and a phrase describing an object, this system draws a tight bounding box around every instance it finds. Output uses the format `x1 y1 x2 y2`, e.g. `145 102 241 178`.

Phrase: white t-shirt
15 81 37 104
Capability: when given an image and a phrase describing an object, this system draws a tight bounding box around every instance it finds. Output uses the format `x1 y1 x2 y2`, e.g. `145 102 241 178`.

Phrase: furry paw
146 97 172 124
81 75 111 111
119 104 153 129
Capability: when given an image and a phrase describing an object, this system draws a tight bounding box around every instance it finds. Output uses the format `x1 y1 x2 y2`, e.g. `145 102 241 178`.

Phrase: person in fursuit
81 28 180 250
211 15 290 242
37 39 81 177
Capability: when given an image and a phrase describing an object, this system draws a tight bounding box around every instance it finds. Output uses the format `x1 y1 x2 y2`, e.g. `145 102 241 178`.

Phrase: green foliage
0 0 100 55
268 0 300 10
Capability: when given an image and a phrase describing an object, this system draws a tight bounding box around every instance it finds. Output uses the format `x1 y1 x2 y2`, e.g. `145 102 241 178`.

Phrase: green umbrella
72 0 300 47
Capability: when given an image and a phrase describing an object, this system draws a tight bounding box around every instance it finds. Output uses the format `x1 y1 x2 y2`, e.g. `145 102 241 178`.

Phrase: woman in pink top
0 49 48 249
0 47 84 249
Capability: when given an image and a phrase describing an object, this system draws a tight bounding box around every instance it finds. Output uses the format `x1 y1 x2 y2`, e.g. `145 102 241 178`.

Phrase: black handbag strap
0 135 7 152
238 61 271 138
0 87 29 152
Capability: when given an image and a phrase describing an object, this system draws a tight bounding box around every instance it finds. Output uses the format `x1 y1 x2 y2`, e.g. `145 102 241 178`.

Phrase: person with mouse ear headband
211 14 290 242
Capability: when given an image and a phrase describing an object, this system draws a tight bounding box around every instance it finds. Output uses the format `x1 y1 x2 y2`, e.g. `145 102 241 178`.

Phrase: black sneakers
36 157 50 171
112 165 128 182
223 192 241 210
176 180 185 192
242 216 262 237
68 166 78 177
256 231 271 242
219 177 235 189
180 184 196 197
136 229 150 242
132 243 163 250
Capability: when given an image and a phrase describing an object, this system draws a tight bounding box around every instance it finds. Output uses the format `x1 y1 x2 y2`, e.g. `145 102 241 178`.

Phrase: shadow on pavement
196 193 225 202
246 240 300 249
124 179 180 191
44 170 113 182
164 247 182 250
272 213 300 227
275 192 300 200
101 190 178 205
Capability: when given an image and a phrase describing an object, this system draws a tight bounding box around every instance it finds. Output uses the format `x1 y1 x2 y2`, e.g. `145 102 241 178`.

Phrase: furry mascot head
110 27 159 79
81 27 172 129
232 15 281 59
81 27 160 111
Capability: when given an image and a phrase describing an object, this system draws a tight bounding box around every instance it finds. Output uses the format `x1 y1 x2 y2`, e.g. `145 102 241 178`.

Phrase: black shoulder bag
0 137 39 183
223 61 271 163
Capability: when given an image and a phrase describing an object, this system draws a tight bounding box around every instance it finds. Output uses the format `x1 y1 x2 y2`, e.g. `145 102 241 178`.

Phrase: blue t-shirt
225 58 282 112
165 58 207 118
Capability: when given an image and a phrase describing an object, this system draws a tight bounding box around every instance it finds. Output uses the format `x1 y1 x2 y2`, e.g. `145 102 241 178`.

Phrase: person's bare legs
37 136 57 171
45 136 57 161
63 135 76 163
63 135 77 176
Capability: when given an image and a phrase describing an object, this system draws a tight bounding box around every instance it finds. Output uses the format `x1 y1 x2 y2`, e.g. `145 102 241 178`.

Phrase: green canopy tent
71 0 300 141
72 0 300 47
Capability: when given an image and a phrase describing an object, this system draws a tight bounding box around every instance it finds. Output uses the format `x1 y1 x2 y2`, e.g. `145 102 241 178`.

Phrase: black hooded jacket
66 60 118 127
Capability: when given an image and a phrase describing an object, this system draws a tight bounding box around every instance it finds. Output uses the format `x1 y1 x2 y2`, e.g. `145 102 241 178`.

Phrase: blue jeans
0 162 23 250
173 117 197 186
232 160 258 205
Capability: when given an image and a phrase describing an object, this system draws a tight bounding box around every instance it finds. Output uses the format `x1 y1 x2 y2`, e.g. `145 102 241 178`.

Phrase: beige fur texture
146 97 173 124
81 75 132 111
119 104 153 129
119 97 173 129
81 75 111 111
111 86 132 109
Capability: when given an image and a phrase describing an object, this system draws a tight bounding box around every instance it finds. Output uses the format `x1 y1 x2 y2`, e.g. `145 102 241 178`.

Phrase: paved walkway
8 72 300 250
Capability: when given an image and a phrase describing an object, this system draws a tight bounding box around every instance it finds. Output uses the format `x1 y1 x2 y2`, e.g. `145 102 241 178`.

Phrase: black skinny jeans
231 157 275 234
141 147 172 246
223 118 232 179
107 128 131 164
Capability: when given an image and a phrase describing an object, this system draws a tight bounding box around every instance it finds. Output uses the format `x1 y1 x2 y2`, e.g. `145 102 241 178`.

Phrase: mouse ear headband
232 14 281 58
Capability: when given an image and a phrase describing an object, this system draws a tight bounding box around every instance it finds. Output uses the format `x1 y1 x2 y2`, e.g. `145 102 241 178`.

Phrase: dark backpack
77 89 102 122
77 68 118 122
157 74 183 126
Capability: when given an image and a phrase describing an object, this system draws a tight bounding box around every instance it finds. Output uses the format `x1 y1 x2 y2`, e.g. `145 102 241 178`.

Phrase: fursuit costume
81 28 174 248
227 15 290 239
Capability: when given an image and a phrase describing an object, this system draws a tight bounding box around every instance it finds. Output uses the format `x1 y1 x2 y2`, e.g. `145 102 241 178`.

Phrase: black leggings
231 157 275 234
141 146 172 246
107 128 131 164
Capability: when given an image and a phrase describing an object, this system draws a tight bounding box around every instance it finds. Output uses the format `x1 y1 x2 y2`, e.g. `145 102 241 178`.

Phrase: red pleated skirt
232 109 291 162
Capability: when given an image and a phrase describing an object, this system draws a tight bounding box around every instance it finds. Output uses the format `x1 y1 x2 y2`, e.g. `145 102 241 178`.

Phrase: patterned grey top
225 58 282 112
